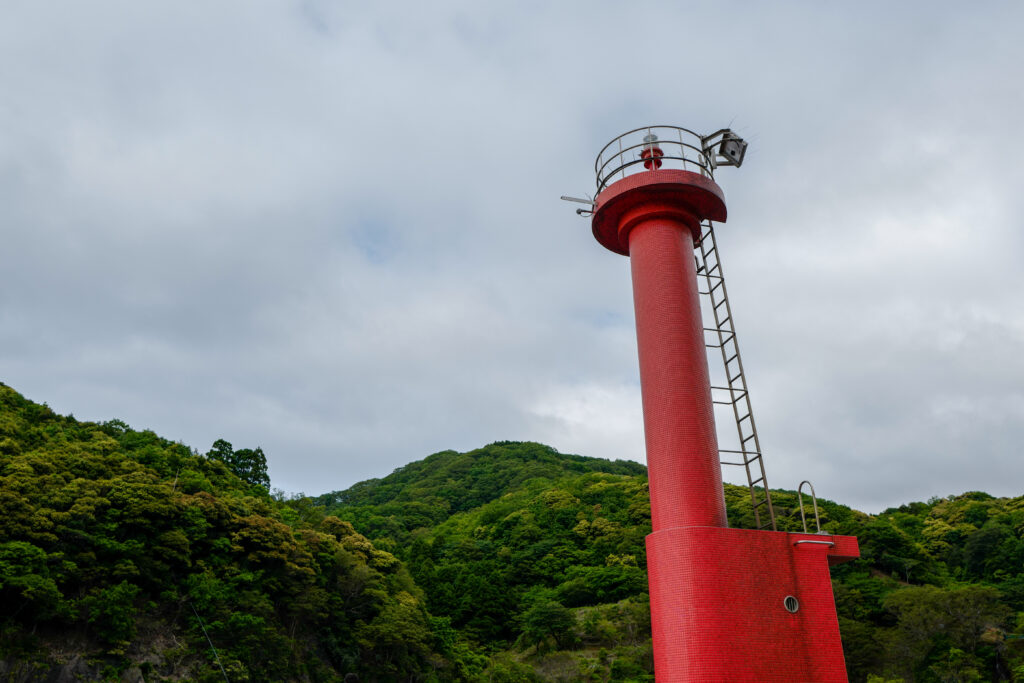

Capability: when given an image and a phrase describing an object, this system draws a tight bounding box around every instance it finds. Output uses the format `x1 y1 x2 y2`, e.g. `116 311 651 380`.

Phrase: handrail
594 124 703 162
594 126 716 196
797 480 825 535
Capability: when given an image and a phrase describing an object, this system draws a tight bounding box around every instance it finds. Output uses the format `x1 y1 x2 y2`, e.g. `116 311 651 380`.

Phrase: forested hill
0 383 442 681
315 442 646 529
317 443 1024 682
3 382 1024 682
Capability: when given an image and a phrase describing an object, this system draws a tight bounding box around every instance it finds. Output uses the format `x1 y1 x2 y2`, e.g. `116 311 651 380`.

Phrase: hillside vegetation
318 444 1024 682
0 383 440 681
3 382 1024 681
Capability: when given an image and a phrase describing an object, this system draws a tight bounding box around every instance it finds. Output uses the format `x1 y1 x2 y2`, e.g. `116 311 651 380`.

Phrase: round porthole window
783 596 799 613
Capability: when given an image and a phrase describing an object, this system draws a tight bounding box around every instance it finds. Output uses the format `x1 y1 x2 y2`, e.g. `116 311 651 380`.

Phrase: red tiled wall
647 527 858 681
629 214 727 531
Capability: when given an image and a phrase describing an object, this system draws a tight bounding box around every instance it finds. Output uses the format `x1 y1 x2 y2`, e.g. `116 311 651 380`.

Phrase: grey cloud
2 1 1022 512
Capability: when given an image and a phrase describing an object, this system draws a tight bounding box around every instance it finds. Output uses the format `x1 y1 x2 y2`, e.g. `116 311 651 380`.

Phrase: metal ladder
695 221 777 531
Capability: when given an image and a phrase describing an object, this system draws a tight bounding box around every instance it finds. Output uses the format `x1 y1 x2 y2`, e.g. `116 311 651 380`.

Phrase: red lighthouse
581 126 859 681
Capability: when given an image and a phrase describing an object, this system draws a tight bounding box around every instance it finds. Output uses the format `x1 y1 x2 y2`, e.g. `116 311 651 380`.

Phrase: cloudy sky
3 2 1022 513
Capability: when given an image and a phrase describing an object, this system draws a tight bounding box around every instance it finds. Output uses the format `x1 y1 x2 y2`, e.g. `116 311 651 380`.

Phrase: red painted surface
629 208 726 530
647 528 859 682
591 168 859 681
591 169 726 255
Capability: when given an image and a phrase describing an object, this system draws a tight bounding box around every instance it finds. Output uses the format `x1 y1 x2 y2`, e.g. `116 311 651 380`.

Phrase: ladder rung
696 233 777 528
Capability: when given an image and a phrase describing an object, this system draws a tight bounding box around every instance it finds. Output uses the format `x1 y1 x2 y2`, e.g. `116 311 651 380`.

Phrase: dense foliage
3 382 1023 681
317 442 654 679
0 383 441 681
828 492 1024 682
206 438 270 490
320 446 1024 682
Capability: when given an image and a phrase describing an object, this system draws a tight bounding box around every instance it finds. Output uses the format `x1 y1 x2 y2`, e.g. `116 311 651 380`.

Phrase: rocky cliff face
0 623 198 683
1 656 113 683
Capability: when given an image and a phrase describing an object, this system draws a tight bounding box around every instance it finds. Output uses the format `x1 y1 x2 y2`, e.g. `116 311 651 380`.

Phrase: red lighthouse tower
581 126 859 681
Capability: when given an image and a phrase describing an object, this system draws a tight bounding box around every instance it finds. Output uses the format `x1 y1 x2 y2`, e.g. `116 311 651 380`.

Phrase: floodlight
716 131 747 167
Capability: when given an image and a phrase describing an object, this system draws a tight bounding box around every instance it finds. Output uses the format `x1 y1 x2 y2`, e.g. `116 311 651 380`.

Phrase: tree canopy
205 438 270 489
3 382 1024 681
0 383 438 681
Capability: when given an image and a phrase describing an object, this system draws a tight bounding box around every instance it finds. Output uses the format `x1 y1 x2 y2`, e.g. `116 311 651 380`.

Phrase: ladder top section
594 125 748 198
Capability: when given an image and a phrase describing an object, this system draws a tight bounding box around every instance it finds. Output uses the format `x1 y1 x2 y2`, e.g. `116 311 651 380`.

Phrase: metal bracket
561 195 595 217
701 129 748 169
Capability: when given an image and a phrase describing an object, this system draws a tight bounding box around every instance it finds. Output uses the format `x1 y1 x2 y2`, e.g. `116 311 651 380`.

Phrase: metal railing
595 125 715 196
797 480 828 535
592 125 748 199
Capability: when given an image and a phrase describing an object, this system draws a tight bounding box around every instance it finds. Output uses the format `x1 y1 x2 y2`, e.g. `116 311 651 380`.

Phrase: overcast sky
3 2 1022 513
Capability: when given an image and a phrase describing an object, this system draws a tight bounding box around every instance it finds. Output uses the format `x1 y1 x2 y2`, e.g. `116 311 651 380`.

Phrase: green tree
0 541 62 618
206 439 270 489
884 585 1011 679
518 600 576 653
80 580 141 651
928 647 984 682
232 448 270 489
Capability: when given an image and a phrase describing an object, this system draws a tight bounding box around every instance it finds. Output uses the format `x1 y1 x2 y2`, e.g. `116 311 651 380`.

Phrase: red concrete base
646 526 859 682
